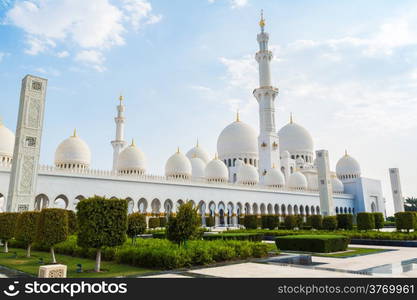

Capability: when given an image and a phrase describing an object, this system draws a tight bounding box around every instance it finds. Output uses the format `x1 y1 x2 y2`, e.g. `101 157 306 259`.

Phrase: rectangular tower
316 149 334 216
389 168 404 213
6 75 47 212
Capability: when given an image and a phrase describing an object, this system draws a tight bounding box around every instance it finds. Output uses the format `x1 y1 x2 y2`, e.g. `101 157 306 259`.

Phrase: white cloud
208 0 248 9
75 50 106 72
56 51 69 58
6 0 161 70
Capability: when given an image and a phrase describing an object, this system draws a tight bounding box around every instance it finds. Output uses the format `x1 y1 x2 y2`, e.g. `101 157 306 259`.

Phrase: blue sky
1 0 417 216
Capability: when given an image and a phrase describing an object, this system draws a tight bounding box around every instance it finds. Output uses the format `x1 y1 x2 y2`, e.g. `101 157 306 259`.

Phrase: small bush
205 216 215 227
294 215 303 228
337 214 353 230
357 212 375 231
275 235 350 253
307 215 322 229
148 218 160 229
284 215 297 230
395 212 417 233
322 216 338 230
166 202 200 245
243 215 259 229
372 213 384 230
261 215 278 230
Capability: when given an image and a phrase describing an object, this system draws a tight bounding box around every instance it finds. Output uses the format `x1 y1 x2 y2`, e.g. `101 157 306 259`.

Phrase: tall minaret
111 95 127 171
253 11 280 180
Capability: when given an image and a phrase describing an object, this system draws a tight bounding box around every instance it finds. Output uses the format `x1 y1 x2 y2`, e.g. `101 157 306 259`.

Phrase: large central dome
217 115 258 159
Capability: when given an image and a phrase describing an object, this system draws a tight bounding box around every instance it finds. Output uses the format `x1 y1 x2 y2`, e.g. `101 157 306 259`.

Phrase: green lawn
313 247 388 258
0 248 156 278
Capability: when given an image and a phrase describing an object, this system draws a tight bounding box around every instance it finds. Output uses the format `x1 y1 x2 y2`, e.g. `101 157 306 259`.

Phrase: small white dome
288 171 308 190
205 157 228 182
186 143 210 163
237 163 259 185
332 177 344 193
336 152 361 179
278 119 314 154
217 117 258 159
117 141 146 175
165 149 192 179
264 167 285 187
190 157 206 179
0 122 14 161
55 130 91 168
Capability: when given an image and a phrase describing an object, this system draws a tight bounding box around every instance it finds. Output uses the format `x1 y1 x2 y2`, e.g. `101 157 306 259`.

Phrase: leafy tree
15 211 40 257
404 197 417 212
166 202 200 245
127 213 147 244
77 196 128 272
0 212 19 253
66 210 78 235
36 209 68 263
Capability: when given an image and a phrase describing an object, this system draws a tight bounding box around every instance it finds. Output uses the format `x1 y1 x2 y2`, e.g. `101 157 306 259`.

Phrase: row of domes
0 118 360 187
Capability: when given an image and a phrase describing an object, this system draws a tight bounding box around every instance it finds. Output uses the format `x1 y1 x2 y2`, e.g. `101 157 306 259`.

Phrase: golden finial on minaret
196 138 199 147
290 112 293 124
119 94 124 103
177 147 180 154
214 152 218 160
236 109 240 122
131 139 136 147
72 128 77 137
272 163 276 169
345 149 348 156
259 9 265 30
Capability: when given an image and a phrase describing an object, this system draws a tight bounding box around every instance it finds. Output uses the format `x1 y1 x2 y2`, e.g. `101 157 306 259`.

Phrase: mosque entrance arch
34 194 49 211
53 195 69 209
218 202 226 226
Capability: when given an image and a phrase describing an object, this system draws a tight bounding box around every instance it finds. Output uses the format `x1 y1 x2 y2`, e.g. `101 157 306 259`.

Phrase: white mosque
0 15 386 226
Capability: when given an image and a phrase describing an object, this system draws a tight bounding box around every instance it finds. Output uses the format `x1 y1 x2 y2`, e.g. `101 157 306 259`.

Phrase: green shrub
148 218 160 229
395 212 417 233
284 215 297 230
152 232 166 239
205 216 215 227
36 208 68 263
275 235 350 253
127 213 147 244
203 233 263 242
238 217 244 225
357 212 375 231
15 211 40 257
159 217 167 228
337 214 353 230
0 212 20 253
294 215 303 228
261 215 278 230
372 213 384 230
66 210 78 235
77 196 128 272
307 215 322 229
243 215 259 229
322 216 337 230
166 202 200 245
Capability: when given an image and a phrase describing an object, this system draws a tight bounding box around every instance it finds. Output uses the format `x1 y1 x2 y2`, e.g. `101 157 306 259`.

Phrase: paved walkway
141 245 417 278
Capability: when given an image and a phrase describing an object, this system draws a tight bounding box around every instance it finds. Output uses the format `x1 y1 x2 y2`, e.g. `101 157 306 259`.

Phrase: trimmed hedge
275 235 350 253
203 233 263 242
357 212 375 231
372 213 384 230
148 218 160 229
337 214 353 230
127 213 147 242
66 210 78 235
205 216 215 227
159 217 167 228
243 215 259 229
0 212 20 252
15 211 40 256
261 215 279 230
395 212 417 232
322 216 337 230
307 215 322 229
284 215 297 230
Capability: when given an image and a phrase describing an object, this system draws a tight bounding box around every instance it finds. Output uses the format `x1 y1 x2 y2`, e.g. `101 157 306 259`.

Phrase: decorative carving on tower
6 75 47 212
